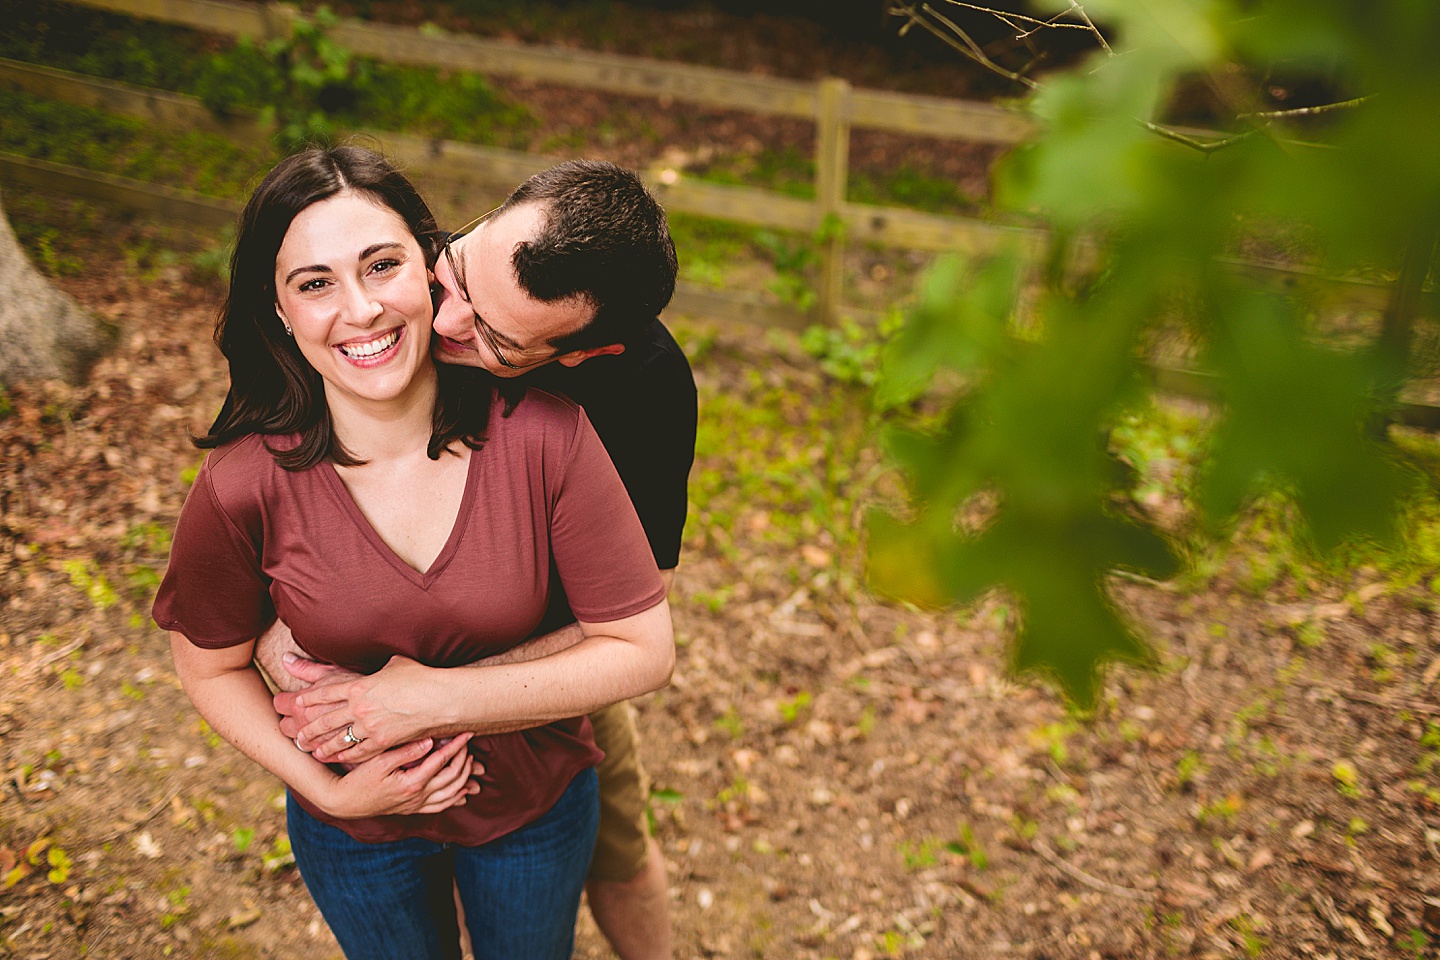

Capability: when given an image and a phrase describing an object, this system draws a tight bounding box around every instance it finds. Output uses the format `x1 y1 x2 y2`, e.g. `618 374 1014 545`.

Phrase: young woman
153 145 673 960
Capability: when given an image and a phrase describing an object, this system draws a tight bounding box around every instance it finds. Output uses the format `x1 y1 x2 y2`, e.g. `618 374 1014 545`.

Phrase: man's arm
298 599 675 763
267 569 675 744
448 571 672 667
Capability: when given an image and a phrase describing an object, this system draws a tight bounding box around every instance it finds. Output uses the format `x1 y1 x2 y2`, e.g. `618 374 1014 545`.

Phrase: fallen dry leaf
227 906 263 929
800 545 831 568
133 831 162 859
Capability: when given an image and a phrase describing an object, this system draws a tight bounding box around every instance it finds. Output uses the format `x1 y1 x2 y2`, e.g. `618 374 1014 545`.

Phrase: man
258 160 696 960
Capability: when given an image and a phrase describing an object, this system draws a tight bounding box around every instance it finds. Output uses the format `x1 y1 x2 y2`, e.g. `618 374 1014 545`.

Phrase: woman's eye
371 258 401 275
298 278 329 293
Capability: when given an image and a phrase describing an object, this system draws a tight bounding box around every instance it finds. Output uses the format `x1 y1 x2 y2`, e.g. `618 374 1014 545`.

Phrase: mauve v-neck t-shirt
153 389 665 845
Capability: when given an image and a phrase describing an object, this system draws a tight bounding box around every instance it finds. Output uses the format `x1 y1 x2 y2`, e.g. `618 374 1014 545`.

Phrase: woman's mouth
337 327 403 365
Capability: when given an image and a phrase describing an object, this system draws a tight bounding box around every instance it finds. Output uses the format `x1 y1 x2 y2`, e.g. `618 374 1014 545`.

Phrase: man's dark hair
199 144 511 469
498 160 677 352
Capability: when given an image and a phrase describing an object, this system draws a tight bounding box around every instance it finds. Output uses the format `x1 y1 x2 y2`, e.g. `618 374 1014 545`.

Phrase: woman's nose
346 284 384 324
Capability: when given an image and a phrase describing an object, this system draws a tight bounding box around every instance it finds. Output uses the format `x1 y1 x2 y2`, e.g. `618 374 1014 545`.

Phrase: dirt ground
2 205 1440 960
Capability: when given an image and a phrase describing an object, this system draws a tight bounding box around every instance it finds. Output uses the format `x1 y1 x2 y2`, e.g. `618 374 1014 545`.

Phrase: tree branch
888 1 1040 89
1238 96 1371 121
1141 120 1252 153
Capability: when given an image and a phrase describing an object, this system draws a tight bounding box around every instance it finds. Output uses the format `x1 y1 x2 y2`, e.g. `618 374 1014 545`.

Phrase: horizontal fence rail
0 57 1028 255
3 53 1420 313
0 152 239 227
69 0 1035 143
5 152 1437 420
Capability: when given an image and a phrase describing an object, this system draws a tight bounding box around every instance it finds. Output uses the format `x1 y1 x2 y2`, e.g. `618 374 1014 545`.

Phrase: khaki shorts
587 700 651 882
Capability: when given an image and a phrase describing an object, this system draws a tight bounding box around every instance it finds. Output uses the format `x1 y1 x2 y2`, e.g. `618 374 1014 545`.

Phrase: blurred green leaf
874 0 1432 704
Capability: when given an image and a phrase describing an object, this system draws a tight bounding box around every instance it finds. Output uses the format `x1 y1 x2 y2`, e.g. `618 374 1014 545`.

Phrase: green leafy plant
871 0 1432 703
160 885 190 929
1195 794 1242 827
196 6 361 150
945 822 989 870
713 706 745 740
1175 750 1205 789
1332 760 1361 798
62 559 118 610
801 311 905 391
898 836 942 871
777 691 812 725
262 835 294 872
121 521 173 556
195 6 532 152
231 827 256 853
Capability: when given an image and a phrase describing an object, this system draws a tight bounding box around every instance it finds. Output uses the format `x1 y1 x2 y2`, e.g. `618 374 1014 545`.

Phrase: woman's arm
295 599 674 763
170 633 479 818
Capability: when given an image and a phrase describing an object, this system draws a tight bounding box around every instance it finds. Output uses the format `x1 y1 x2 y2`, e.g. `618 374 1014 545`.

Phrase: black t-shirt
525 317 698 630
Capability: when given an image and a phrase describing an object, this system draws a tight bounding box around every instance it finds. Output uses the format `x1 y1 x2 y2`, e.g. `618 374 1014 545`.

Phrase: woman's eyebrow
283 242 405 285
285 263 330 284
360 241 405 260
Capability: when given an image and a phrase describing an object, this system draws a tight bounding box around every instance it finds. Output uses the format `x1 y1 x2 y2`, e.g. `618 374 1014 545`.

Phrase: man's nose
432 289 467 338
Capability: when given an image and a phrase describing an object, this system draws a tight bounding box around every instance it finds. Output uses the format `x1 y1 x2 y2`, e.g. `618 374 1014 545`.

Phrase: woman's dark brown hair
198 145 516 469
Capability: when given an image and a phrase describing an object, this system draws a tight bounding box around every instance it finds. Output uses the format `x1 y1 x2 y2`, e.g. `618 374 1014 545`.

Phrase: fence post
262 2 300 40
815 76 850 326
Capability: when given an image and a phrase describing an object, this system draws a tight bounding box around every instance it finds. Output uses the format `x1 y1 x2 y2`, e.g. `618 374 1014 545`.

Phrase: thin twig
1031 837 1152 900
1142 120 1251 153
1136 749 1164 804
888 2 1039 88
1422 821 1440 864
25 638 87 679
924 2 1039 88
890 1 1113 87
1066 1 1113 56
936 0 1099 32
1238 96 1371 120
1338 689 1440 714
98 785 181 843
1110 569 1176 590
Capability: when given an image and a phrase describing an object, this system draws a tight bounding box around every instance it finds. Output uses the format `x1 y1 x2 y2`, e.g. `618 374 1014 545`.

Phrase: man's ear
555 343 625 368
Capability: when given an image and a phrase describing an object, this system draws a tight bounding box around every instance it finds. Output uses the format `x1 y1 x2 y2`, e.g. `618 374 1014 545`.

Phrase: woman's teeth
338 330 400 359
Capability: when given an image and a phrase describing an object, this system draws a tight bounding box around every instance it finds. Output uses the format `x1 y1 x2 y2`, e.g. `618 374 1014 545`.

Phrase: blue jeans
287 768 599 960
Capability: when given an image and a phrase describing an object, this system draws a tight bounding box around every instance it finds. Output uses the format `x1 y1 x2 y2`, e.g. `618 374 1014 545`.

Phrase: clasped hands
276 652 465 766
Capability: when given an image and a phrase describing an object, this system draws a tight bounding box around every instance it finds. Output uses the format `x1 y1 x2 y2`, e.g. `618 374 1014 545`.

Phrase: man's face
431 204 596 378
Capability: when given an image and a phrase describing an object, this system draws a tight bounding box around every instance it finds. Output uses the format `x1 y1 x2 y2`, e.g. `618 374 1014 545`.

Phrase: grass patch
691 147 815 200
0 0 221 92
850 165 979 215
0 90 267 198
686 370 872 569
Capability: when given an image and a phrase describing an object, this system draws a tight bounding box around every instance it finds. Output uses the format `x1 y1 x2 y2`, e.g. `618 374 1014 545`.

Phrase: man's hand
275 653 364 750
296 655 445 764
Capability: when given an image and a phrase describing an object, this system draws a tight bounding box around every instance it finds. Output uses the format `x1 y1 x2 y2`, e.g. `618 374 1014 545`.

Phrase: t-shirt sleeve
151 457 275 648
549 408 666 623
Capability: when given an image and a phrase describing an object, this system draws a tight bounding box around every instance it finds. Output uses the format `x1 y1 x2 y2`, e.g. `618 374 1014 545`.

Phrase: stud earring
283 324 293 336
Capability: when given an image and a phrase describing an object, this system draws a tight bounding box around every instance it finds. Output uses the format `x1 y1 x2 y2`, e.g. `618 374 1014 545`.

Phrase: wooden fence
2 2 1424 355
49 0 1045 324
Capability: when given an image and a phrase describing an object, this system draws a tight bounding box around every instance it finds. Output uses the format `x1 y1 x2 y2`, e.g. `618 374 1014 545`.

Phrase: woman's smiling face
274 190 436 410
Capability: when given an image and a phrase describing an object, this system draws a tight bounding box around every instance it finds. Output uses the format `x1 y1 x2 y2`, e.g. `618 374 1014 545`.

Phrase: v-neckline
319 449 478 589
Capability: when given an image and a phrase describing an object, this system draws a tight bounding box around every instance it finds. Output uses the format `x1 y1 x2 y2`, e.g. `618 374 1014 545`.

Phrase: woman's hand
295 655 444 763
317 732 479 819
274 653 365 750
